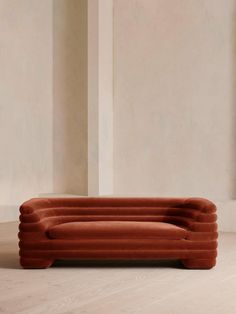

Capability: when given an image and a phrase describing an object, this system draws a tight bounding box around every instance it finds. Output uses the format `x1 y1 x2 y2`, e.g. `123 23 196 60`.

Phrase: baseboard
214 200 236 232
0 199 235 232
0 205 19 223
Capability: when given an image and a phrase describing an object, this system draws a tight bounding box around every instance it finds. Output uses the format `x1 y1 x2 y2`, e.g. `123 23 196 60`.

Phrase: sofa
19 197 217 269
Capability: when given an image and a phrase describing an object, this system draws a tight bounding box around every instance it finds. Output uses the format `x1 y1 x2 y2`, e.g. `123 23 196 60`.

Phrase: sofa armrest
19 199 54 240
181 198 216 214
175 198 217 240
182 197 217 228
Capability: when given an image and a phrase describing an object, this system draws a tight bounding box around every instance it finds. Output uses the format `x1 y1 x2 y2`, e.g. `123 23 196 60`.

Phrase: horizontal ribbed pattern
18 197 217 269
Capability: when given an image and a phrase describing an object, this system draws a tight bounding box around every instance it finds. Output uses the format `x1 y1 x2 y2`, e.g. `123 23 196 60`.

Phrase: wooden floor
0 222 236 314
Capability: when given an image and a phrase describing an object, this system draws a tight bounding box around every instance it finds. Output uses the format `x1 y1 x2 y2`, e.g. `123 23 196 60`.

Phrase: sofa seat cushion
48 221 187 240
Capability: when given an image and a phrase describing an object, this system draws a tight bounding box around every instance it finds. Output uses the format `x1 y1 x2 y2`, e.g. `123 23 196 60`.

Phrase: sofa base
20 258 54 269
20 257 216 269
181 258 216 269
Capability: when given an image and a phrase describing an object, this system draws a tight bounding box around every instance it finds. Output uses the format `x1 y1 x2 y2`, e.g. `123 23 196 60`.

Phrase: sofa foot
181 258 216 269
20 257 54 269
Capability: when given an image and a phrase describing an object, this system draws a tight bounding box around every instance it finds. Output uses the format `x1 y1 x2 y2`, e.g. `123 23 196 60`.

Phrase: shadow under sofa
18 197 218 269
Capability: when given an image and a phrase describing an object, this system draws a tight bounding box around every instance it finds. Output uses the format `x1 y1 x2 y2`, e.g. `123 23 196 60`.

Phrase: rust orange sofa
19 197 217 269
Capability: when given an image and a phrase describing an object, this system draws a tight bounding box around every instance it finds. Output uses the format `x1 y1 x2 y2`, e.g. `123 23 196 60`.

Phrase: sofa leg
181 258 216 269
20 257 54 269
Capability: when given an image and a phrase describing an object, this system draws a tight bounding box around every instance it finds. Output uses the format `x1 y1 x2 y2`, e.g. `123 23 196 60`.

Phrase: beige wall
53 0 88 195
0 0 53 220
114 0 236 199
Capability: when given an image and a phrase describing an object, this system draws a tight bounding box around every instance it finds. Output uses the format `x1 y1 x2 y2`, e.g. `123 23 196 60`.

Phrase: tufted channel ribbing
19 197 217 269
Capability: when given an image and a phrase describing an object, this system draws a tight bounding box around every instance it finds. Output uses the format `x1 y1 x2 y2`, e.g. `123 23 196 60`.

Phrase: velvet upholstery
19 197 217 269
48 221 187 240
